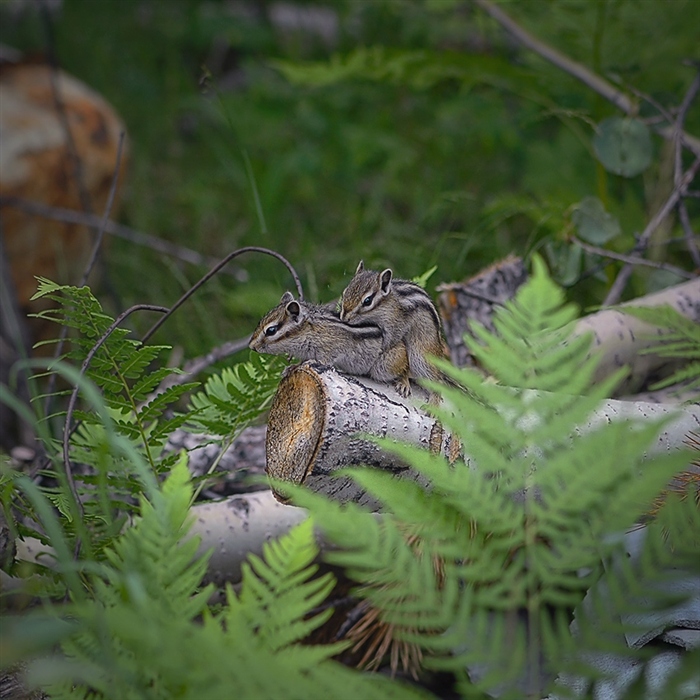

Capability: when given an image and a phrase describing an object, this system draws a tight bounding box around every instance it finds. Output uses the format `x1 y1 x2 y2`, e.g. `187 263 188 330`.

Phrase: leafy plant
3 279 285 569
9 458 427 700
286 257 697 698
2 261 697 699
187 351 285 438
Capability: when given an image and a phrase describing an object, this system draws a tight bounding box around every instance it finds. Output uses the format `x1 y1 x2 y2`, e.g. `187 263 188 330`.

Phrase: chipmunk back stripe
392 281 442 331
318 316 384 339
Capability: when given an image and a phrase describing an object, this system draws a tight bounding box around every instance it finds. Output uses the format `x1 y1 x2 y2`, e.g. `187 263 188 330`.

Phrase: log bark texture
437 255 528 367
439 273 699 399
575 278 700 396
265 362 459 508
265 361 700 505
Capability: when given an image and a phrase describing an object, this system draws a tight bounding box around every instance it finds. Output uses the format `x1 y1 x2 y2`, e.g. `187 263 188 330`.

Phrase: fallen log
264 361 700 505
439 272 700 399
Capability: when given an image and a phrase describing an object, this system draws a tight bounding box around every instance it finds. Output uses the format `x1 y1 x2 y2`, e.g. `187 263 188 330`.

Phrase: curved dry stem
140 246 304 344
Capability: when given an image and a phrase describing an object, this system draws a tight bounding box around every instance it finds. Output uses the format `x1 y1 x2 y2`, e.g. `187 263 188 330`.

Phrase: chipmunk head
339 260 393 322
249 291 307 352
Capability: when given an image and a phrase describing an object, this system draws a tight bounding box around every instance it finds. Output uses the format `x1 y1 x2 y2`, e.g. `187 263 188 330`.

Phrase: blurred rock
0 59 128 334
0 58 128 451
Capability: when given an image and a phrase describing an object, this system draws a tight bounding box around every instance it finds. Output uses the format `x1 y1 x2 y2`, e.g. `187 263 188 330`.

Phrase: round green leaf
545 240 582 287
593 117 652 177
571 197 621 244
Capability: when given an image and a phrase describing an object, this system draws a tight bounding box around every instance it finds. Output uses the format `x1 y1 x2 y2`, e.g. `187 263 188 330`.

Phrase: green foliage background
2 0 698 358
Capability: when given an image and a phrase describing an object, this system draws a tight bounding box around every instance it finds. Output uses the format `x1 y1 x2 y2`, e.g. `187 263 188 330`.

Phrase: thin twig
141 247 304 344
571 236 696 279
673 72 700 267
0 197 246 279
42 136 127 421
63 304 169 555
603 157 700 305
472 0 700 157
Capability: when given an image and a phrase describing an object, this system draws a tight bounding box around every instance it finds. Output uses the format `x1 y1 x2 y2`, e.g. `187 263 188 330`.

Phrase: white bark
266 362 699 501
572 278 700 396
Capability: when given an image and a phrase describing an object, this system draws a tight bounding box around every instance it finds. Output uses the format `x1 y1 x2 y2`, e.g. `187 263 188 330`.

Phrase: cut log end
264 362 445 507
266 364 327 495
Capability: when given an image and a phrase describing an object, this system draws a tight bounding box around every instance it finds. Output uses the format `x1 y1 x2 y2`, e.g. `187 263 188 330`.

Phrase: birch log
264 361 460 509
438 272 699 399
574 278 700 396
265 361 700 505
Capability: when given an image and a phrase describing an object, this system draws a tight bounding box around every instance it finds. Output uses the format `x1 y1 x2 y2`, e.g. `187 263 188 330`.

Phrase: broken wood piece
264 361 699 507
437 255 528 367
575 278 700 397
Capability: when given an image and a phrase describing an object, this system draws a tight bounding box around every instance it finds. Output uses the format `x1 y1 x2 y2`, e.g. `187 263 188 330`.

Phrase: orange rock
0 60 128 342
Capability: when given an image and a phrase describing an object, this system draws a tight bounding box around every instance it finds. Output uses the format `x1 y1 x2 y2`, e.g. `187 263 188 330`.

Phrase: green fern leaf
287 257 695 694
617 304 700 392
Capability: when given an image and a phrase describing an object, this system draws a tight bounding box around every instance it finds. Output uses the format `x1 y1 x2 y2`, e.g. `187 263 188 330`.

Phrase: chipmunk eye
265 324 279 336
362 294 374 307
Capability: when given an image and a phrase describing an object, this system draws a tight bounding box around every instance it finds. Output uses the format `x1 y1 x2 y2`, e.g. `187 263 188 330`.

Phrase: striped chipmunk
249 291 411 390
339 261 450 397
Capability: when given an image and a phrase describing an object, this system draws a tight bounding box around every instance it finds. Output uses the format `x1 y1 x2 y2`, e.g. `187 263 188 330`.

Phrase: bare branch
43 136 127 419
603 157 700 305
472 0 700 157
77 131 126 287
158 337 252 391
571 236 696 280
0 197 247 279
674 72 700 267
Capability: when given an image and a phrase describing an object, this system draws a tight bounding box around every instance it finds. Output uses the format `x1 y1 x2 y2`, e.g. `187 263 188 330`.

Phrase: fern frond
236 518 337 652
616 303 700 392
289 257 695 694
188 351 286 437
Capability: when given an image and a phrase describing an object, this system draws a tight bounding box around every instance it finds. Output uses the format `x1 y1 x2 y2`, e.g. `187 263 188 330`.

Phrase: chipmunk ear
285 300 301 320
379 268 393 294
355 260 365 274
280 291 295 304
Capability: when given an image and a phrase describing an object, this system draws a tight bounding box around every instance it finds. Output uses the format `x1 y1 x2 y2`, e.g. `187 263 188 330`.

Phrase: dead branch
571 236 697 280
602 158 699 305
472 0 700 157
77 132 126 287
0 197 248 280
574 278 700 396
674 72 700 267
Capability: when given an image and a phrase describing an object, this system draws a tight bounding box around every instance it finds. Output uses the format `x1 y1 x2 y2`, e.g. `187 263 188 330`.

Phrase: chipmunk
249 291 411 390
339 261 450 397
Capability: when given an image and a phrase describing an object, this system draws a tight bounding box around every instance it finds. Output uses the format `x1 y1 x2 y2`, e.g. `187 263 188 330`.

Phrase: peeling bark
437 255 528 367
439 272 699 399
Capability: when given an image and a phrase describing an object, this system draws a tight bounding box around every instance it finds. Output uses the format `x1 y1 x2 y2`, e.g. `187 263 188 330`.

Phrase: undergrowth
1 261 698 699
